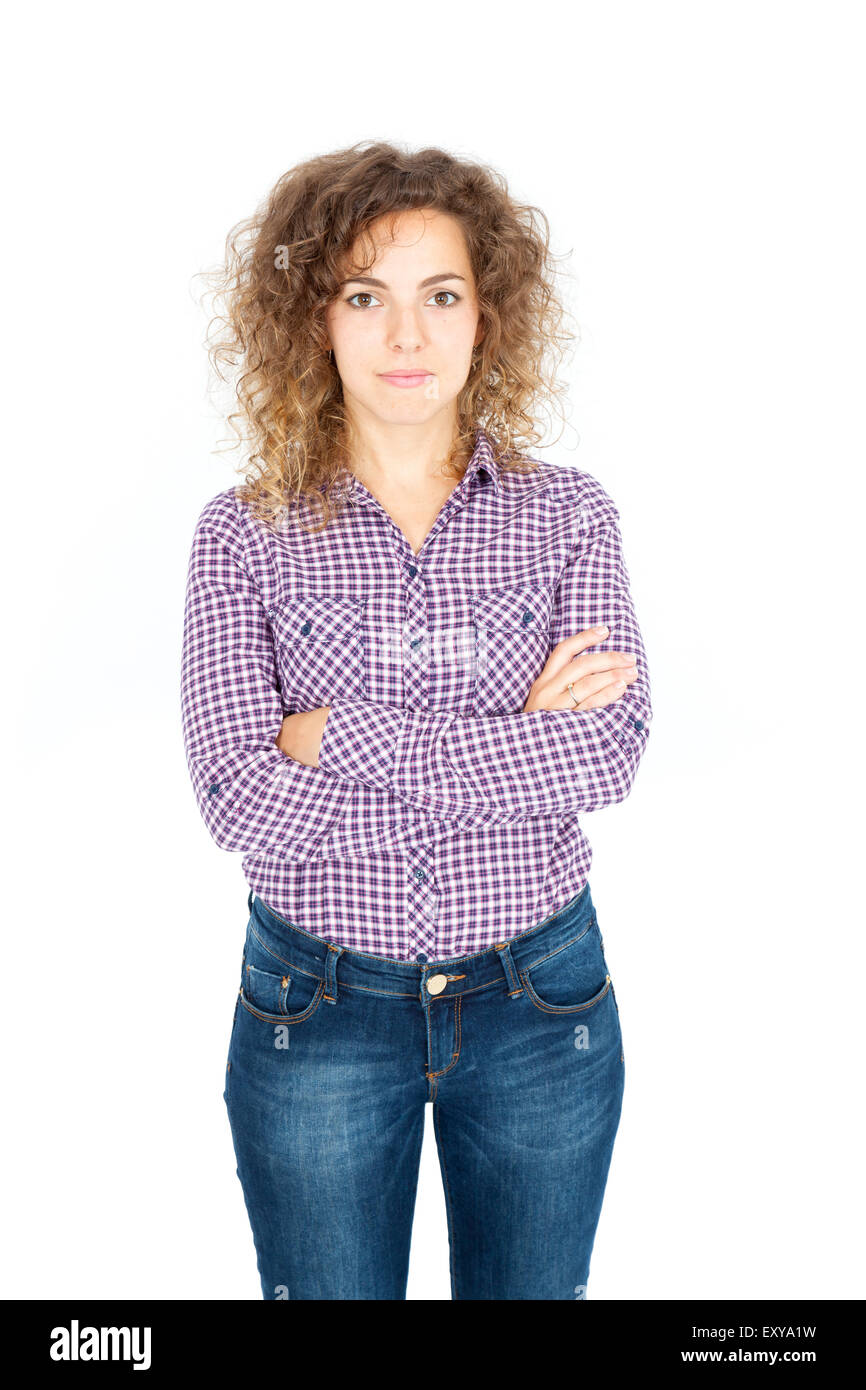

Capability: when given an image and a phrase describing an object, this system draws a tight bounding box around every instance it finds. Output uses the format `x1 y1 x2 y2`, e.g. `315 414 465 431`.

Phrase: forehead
343 209 471 274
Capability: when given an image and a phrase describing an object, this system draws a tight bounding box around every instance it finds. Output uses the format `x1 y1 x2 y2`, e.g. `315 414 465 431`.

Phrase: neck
343 411 471 492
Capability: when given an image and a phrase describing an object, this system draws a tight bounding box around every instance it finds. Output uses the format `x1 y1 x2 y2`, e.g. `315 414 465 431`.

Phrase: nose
386 305 426 352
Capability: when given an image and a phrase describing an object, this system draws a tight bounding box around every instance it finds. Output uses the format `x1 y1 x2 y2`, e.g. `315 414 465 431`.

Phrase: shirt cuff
317 700 404 788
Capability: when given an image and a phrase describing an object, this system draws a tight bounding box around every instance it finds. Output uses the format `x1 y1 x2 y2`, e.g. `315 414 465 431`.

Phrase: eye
344 289 461 309
345 292 382 308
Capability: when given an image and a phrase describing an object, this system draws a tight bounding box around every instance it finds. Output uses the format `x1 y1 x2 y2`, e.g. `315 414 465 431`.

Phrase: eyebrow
339 272 466 290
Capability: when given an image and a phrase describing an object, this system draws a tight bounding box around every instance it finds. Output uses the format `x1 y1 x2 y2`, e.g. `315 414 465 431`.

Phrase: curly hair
197 140 576 533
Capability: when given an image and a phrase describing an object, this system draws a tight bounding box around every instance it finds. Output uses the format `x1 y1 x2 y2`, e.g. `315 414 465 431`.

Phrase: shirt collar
464 426 502 495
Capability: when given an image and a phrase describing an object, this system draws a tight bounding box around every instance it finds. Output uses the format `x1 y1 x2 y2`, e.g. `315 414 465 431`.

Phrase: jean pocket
472 583 554 713
520 917 613 1015
267 593 366 712
239 922 325 1025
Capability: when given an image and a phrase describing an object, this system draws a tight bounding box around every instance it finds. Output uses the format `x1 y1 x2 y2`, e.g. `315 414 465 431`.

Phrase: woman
181 140 652 1300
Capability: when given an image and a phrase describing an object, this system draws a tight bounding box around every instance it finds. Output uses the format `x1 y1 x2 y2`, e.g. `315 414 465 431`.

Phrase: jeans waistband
245 883 596 1004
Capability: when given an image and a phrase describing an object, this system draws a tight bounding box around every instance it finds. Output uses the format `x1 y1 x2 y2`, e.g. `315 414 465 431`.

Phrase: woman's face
324 208 484 430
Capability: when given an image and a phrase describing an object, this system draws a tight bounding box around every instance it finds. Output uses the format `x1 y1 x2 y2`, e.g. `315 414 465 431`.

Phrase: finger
548 637 637 681
538 658 637 705
545 627 610 676
570 677 633 712
550 667 636 711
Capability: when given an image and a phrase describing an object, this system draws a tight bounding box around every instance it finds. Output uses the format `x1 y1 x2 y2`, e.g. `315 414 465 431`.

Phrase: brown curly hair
197 140 576 533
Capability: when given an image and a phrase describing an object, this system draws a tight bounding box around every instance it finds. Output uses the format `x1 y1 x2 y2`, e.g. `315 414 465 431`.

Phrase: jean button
427 974 448 995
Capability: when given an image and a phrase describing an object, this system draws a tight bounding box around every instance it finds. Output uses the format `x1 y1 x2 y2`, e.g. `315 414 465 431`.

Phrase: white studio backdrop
1 0 863 1299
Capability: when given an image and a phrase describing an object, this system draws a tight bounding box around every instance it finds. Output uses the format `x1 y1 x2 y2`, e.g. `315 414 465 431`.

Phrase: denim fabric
224 881 624 1300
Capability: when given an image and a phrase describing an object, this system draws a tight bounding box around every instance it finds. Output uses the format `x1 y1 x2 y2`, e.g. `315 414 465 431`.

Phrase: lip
378 370 434 388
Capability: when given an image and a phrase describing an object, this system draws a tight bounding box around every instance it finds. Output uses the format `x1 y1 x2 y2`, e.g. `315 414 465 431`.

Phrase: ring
567 682 580 707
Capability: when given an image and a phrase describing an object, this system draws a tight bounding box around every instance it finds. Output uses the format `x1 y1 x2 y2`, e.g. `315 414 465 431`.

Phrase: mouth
378 370 434 388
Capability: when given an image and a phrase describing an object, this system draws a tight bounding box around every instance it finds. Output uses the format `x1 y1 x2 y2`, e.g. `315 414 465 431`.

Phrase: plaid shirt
180 428 653 961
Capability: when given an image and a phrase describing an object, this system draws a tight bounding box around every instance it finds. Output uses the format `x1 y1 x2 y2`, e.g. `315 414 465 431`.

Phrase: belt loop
323 942 344 1004
247 888 254 914
493 940 524 997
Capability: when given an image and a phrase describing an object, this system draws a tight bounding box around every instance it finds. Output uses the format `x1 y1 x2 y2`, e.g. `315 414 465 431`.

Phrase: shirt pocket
267 594 367 711
471 582 554 714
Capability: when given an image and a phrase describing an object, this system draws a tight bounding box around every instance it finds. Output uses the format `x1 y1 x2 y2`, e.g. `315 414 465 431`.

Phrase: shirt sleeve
317 494 653 826
180 501 359 857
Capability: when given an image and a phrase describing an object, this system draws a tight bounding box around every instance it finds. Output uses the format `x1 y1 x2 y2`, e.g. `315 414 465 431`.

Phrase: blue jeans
224 882 625 1300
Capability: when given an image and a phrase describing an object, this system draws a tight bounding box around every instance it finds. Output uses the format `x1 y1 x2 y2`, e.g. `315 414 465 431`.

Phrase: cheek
442 317 480 368
330 314 381 370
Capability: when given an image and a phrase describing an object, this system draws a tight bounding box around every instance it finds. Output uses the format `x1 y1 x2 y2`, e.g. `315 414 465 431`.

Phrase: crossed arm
180 496 652 854
314 500 652 825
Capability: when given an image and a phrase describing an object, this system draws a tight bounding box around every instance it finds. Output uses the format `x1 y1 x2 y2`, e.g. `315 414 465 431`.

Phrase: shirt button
410 636 422 650
416 952 428 964
521 610 534 625
414 868 427 883
407 565 418 578
427 974 448 995
300 620 312 635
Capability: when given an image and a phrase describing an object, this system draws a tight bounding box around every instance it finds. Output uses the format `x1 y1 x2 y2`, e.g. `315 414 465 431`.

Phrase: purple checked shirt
180 427 653 961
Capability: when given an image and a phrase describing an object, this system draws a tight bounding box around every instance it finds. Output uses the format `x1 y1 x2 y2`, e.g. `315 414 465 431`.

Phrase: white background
3 0 863 1299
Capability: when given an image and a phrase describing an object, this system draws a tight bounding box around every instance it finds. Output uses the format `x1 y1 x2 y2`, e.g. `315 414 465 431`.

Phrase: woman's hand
523 625 638 713
275 625 636 763
276 706 330 767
